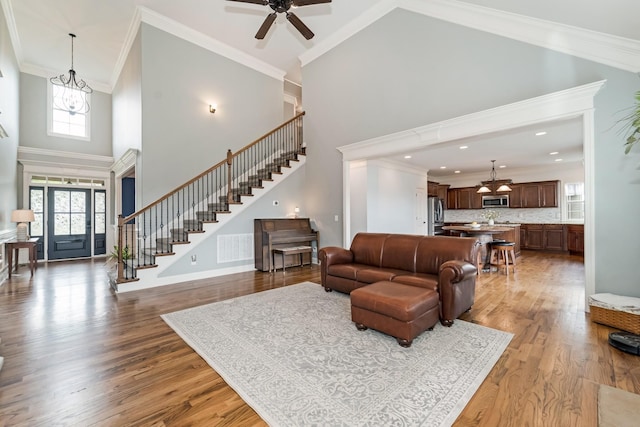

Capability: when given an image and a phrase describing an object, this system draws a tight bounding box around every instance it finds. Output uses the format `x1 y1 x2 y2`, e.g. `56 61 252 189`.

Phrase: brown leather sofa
318 233 480 326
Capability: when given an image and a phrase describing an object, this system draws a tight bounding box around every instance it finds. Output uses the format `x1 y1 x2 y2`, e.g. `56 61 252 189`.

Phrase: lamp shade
11 209 35 223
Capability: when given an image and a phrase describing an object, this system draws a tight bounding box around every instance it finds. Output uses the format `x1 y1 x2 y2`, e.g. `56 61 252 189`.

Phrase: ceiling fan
227 0 332 40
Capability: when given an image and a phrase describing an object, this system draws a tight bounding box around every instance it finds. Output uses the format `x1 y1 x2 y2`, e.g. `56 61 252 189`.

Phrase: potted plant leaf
621 90 640 154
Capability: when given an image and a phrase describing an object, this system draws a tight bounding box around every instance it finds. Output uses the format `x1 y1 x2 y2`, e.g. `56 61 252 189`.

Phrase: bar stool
490 242 516 275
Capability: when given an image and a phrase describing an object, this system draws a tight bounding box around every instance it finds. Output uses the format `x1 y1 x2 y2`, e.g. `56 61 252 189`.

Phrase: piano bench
271 246 313 273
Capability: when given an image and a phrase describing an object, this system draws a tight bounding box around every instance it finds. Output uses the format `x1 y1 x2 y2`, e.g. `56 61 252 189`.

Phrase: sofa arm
438 260 478 326
318 247 354 286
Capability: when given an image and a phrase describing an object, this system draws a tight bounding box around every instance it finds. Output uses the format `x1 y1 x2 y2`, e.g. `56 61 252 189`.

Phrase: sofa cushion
391 273 438 291
327 263 372 280
415 236 477 275
356 267 407 284
350 233 388 267
380 234 420 271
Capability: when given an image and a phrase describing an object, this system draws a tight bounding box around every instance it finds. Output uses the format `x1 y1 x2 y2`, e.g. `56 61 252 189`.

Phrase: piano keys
254 218 319 272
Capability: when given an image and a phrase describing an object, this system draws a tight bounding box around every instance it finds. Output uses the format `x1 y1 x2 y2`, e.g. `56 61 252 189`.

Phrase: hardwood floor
0 251 638 426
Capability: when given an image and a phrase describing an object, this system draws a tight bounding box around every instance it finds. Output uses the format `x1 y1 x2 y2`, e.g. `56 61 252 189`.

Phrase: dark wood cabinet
427 181 439 197
437 184 449 207
508 184 522 208
543 224 566 251
517 181 559 208
447 188 458 210
521 224 544 250
521 223 569 252
446 180 558 209
567 224 584 254
539 182 558 207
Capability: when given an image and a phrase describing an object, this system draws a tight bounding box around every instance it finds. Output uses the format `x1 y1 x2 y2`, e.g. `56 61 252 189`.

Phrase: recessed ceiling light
536 131 547 136
499 165 506 168
555 158 563 162
454 170 461 174
459 146 468 150
404 155 412 159
440 166 446 169
549 151 559 155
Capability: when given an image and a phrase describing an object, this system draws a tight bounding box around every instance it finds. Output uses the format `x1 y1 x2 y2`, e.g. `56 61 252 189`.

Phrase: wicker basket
590 304 640 335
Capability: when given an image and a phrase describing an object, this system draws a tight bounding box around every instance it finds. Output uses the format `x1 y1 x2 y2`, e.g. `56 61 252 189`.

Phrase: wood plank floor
0 251 639 426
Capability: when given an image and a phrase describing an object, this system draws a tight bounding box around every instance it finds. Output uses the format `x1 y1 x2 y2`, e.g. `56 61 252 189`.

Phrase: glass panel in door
47 188 91 260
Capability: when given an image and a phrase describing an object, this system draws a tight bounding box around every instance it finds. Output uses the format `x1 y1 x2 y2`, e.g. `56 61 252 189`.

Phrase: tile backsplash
444 208 567 224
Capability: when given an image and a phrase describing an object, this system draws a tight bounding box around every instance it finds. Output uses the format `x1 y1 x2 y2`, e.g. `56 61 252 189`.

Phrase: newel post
226 149 233 205
117 214 124 283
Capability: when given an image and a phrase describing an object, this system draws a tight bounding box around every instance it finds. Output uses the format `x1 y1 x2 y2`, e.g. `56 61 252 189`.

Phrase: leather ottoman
350 281 440 347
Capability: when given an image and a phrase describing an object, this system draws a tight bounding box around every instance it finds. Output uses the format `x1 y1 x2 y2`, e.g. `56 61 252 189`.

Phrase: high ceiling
3 0 639 177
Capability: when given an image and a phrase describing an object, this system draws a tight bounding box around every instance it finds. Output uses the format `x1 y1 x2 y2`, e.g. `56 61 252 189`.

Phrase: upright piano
254 218 319 272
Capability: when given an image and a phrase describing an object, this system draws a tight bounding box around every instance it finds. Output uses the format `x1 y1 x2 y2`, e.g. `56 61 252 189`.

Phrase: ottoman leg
355 323 368 331
397 338 413 348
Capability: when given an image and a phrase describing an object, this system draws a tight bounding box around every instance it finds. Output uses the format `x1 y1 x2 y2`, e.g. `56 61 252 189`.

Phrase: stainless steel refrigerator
427 197 445 235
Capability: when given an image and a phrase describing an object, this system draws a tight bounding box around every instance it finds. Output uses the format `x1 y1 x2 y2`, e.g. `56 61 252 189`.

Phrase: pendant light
477 160 512 193
50 33 93 114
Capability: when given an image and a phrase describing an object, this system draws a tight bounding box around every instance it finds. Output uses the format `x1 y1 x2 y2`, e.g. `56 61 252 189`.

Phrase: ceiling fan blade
286 12 314 40
255 13 277 39
227 0 268 5
293 0 332 6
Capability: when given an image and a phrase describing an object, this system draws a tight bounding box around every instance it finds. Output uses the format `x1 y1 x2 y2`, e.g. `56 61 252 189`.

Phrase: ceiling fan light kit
227 0 331 40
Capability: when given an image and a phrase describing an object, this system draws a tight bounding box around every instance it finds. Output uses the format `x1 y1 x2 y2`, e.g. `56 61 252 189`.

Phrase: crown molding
301 0 640 73
400 0 640 73
0 0 22 64
17 146 113 172
108 6 286 89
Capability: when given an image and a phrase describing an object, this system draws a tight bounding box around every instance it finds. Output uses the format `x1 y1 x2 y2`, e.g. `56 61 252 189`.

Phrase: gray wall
19 73 112 156
138 24 284 205
112 31 142 162
302 9 640 297
0 4 19 228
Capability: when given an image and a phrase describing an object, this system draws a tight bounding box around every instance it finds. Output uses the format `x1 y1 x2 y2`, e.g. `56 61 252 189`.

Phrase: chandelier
477 160 512 193
50 33 93 114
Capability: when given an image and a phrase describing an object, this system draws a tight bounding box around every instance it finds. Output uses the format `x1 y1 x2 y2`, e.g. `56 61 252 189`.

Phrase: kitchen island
443 224 521 271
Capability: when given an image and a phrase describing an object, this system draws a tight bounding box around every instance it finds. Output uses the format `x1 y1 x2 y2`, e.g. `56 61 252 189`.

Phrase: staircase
112 112 306 292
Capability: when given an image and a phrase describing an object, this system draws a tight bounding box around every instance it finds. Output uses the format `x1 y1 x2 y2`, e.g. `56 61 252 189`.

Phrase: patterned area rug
162 282 512 426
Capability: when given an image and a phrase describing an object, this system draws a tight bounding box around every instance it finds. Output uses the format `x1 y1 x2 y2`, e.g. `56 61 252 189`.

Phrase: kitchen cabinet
450 187 482 210
521 224 567 251
517 181 559 208
521 224 544 250
543 224 566 251
567 224 584 254
508 184 522 208
427 181 439 197
437 184 449 207
446 180 558 209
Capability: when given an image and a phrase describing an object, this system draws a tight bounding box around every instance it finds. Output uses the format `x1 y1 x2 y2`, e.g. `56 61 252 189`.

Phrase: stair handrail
116 111 306 283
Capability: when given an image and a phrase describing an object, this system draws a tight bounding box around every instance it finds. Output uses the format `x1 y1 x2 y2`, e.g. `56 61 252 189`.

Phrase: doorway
47 188 91 260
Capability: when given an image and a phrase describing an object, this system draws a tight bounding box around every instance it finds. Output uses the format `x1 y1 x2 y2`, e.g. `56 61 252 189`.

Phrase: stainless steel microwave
482 195 509 208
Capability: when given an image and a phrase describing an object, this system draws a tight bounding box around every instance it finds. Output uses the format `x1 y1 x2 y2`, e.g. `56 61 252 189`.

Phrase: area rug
598 384 640 427
162 282 513 426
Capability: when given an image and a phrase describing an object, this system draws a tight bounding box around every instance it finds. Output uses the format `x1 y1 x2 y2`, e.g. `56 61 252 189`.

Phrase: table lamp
11 209 35 241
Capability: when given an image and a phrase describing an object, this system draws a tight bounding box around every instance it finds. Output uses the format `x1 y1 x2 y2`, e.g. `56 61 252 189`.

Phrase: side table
5 237 38 279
